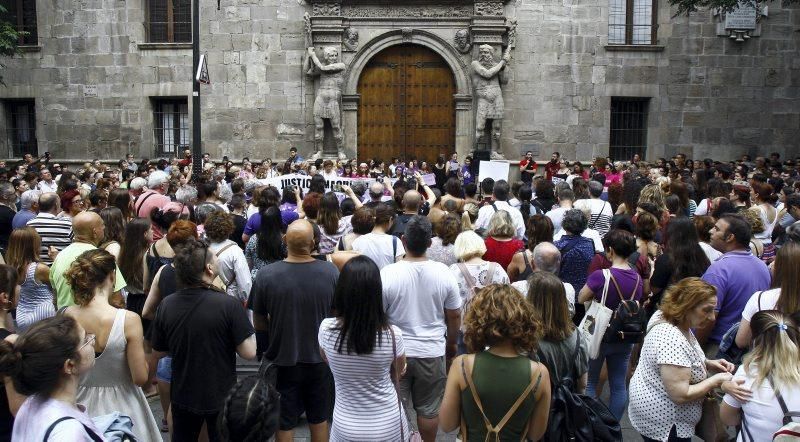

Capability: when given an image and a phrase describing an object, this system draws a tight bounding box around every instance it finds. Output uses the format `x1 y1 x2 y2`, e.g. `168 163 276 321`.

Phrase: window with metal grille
0 0 38 45
146 0 191 43
608 0 657 45
4 99 37 158
153 99 188 156
610 97 648 161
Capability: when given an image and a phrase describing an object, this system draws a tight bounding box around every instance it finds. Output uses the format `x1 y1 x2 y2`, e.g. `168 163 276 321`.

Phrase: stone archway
340 29 473 160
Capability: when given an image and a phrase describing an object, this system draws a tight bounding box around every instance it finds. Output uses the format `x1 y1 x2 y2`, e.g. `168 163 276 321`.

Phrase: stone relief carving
402 28 413 42
305 46 347 159
312 3 341 16
340 5 473 18
454 29 471 54
474 1 504 16
472 44 512 159
342 27 359 51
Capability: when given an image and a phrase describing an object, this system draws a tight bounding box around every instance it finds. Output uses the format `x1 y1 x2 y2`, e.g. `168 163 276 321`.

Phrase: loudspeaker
471 150 490 178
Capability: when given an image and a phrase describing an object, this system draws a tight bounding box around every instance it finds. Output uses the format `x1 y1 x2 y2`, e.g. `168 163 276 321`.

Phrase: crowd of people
0 148 797 441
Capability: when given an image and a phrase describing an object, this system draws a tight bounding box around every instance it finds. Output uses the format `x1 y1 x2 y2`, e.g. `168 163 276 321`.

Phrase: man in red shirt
545 151 561 181
519 151 537 184
178 149 192 168
134 170 172 241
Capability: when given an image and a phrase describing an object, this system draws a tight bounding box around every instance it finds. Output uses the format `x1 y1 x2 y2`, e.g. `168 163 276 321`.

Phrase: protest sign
478 160 510 183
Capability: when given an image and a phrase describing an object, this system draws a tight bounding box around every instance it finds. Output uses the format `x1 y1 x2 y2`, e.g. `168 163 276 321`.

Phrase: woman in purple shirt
1 315 102 441
578 229 644 420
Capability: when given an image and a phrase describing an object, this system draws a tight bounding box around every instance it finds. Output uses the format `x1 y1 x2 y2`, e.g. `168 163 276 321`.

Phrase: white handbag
579 269 613 360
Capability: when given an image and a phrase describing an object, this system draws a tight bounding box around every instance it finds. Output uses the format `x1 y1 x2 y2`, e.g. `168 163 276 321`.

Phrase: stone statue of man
472 44 510 159
305 46 347 159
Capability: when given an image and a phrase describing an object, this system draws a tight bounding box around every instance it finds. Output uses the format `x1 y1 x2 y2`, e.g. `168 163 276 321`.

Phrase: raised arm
471 59 506 80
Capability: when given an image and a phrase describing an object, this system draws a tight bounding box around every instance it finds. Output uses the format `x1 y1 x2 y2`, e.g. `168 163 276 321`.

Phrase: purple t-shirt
586 267 643 310
244 210 299 236
701 250 771 343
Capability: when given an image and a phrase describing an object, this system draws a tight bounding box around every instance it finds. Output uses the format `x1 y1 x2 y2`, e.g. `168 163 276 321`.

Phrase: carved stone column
341 94 359 159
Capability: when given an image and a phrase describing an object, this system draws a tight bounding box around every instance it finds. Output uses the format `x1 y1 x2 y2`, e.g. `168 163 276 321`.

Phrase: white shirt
352 233 406 270
474 200 526 239
209 240 252 303
741 288 780 323
724 365 800 442
511 280 576 317
545 207 569 233
695 198 711 216
381 260 462 358
553 227 604 253
37 180 58 193
449 262 510 330
700 241 723 262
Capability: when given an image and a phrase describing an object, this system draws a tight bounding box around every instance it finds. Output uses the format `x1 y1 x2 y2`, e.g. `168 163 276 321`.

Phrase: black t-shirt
150 288 254 413
389 213 414 238
229 214 246 249
249 260 338 366
0 206 14 252
0 328 12 442
650 253 673 291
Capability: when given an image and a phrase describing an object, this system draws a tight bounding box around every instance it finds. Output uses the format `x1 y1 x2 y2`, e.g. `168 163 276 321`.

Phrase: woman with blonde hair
735 241 800 348
638 184 669 224
63 249 161 440
628 277 741 441
5 227 54 331
483 210 525 270
440 284 551 441
721 311 800 441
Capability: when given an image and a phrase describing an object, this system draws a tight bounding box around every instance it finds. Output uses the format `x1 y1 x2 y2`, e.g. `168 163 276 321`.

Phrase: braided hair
218 374 280 441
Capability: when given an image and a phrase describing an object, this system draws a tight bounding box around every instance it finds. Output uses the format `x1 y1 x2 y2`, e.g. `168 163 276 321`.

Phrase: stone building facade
0 0 797 164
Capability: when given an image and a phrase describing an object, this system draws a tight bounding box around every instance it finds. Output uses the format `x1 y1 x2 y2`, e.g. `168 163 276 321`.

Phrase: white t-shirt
511 280 576 317
545 207 569 233
629 313 707 441
474 200 526 239
574 198 613 237
381 260 462 358
353 233 405 270
700 241 723 262
695 198 711 216
724 365 800 442
741 288 780 322
553 227 604 253
449 262 510 330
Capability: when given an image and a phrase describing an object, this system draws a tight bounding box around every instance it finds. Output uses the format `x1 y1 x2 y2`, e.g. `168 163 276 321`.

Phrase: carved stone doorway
356 44 456 165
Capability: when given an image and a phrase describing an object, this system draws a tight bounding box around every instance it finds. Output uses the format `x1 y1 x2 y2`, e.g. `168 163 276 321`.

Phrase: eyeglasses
80 333 96 350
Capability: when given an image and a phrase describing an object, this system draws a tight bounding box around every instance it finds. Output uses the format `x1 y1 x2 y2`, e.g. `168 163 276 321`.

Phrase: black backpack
541 333 622 442
602 272 646 344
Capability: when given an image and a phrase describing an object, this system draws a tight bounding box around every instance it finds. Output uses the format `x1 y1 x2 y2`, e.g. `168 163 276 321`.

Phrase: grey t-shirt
532 329 588 387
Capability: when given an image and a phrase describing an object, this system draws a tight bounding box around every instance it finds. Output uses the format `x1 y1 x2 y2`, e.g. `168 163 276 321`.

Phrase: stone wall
0 0 797 163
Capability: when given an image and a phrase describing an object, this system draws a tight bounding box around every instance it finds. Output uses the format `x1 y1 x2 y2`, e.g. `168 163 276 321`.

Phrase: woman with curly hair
62 248 161 440
440 284 551 441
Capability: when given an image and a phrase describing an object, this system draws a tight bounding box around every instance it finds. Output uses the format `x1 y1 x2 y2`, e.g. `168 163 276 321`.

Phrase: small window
610 97 648 161
4 99 37 158
153 98 188 157
146 0 191 43
608 0 657 45
0 0 38 45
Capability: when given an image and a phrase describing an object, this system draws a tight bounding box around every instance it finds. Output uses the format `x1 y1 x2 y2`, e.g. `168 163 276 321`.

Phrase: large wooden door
357 44 455 165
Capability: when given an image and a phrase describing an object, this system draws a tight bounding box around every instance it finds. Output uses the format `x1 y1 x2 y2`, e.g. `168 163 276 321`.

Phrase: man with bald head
389 189 423 238
510 242 576 317
364 179 394 208
26 192 74 264
49 211 127 308
249 219 338 441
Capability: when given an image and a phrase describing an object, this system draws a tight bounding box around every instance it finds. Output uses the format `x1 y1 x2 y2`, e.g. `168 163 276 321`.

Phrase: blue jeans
586 342 633 421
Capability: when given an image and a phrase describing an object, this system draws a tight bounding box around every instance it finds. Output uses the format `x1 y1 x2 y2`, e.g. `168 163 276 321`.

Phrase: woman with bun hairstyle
0 315 101 440
63 249 161 441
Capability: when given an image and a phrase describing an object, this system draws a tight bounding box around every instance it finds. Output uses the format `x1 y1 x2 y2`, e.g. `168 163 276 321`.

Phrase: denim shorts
156 356 172 383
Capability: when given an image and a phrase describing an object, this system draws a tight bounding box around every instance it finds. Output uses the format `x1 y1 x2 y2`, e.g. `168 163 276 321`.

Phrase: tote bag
578 269 613 360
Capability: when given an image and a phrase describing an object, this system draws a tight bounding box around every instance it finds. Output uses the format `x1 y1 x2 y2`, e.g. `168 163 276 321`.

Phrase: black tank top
514 250 534 283
157 265 178 302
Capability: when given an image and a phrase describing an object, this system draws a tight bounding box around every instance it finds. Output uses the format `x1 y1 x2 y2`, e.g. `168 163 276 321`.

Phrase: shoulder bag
578 269 614 360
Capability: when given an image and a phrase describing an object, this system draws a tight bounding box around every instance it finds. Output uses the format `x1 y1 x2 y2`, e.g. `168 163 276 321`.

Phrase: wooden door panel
358 44 455 165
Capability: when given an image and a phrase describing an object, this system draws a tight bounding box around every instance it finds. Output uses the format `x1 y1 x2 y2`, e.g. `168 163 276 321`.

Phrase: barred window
608 0 657 45
146 0 191 43
610 97 648 161
153 99 188 156
4 99 37 158
0 0 38 45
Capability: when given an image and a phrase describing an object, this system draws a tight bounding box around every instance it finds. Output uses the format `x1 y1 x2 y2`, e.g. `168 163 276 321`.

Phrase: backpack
541 333 622 442
741 377 800 441
602 271 646 344
716 291 763 365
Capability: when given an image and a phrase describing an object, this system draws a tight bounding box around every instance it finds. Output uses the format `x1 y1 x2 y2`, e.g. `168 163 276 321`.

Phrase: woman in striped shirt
5 227 55 332
318 255 409 441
